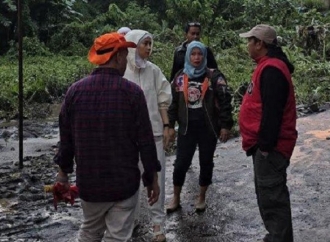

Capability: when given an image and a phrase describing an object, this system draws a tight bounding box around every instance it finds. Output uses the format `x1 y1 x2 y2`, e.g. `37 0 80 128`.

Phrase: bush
0 55 93 117
48 22 95 55
6 37 52 58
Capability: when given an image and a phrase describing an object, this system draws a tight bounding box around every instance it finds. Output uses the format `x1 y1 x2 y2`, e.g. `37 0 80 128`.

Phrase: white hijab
125 29 153 69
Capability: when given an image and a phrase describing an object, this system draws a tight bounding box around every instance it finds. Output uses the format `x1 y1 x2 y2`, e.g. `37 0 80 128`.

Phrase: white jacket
124 30 172 136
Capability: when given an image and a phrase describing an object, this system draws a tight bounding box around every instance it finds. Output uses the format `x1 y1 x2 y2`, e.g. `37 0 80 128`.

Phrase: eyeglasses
188 22 201 27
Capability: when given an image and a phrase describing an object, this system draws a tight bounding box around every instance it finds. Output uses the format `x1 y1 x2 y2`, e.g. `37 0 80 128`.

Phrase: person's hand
169 128 176 143
163 127 170 149
219 128 230 143
147 173 160 206
56 171 70 191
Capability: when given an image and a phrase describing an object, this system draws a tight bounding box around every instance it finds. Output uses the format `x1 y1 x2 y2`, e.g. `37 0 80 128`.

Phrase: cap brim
88 45 112 65
120 41 137 49
239 31 253 38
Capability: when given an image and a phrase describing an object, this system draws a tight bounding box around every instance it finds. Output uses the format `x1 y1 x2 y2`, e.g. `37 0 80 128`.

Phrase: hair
184 22 202 33
266 44 286 58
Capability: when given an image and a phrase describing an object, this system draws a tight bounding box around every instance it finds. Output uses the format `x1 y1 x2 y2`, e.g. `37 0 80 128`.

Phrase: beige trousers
77 191 138 242
135 136 166 228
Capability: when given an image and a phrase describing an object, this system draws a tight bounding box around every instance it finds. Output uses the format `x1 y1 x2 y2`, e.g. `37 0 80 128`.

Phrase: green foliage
153 21 182 45
166 0 218 30
7 37 52 57
301 0 326 11
291 53 330 105
48 22 92 55
0 0 17 54
149 40 176 79
241 0 298 27
1 0 330 118
0 56 93 117
2 0 16 11
107 2 161 32
46 2 162 56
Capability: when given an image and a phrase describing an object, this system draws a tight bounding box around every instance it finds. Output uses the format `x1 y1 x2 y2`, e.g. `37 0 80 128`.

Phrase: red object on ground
46 182 79 210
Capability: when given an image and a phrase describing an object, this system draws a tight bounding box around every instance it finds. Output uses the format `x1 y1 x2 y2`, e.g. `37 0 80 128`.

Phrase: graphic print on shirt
175 75 184 92
188 81 203 108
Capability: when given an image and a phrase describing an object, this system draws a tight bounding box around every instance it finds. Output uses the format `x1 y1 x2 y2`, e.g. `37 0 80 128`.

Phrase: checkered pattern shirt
54 67 160 202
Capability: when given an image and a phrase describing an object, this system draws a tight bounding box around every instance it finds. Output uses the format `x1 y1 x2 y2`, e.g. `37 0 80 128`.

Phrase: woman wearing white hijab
124 29 172 242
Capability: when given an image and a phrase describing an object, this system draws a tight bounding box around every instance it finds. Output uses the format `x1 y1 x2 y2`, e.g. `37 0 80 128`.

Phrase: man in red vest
239 24 298 242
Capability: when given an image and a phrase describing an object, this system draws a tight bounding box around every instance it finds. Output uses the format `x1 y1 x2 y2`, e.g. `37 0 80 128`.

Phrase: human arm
55 168 70 191
167 74 181 131
258 66 289 154
219 128 230 143
159 109 170 148
135 89 161 187
54 88 75 177
212 70 234 141
147 172 160 206
167 75 181 142
155 68 172 149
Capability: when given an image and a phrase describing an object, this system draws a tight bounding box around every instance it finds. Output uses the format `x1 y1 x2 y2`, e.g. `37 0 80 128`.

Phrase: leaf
3 0 16 11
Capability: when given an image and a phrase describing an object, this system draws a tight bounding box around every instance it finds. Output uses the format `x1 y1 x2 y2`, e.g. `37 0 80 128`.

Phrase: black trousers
252 149 293 242
173 121 217 187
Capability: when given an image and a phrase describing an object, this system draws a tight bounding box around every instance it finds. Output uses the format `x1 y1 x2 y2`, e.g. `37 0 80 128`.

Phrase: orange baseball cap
88 32 137 65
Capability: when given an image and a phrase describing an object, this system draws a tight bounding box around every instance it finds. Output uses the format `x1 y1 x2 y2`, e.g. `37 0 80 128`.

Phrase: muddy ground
0 108 330 242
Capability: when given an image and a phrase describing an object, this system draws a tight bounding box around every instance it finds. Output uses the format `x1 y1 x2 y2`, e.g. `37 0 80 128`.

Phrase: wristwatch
163 124 170 128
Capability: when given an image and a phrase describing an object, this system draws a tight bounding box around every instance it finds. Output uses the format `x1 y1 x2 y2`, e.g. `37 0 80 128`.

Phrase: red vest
239 56 297 159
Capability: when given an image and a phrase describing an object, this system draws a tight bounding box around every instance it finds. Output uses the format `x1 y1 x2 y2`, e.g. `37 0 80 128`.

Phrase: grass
1 39 330 120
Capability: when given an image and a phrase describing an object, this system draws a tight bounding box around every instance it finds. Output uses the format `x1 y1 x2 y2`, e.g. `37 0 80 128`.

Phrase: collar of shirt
91 67 121 76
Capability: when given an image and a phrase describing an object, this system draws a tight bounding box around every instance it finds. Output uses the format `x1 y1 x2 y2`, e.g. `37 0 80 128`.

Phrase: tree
0 0 86 54
0 0 16 54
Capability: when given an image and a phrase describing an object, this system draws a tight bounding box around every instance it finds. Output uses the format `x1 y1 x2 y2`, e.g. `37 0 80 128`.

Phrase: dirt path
0 110 329 242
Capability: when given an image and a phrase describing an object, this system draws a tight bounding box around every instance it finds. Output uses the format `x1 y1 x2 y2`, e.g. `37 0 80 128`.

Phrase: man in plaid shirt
54 32 161 242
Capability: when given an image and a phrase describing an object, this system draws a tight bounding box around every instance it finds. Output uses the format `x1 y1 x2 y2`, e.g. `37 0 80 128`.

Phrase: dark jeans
252 149 293 242
173 121 217 187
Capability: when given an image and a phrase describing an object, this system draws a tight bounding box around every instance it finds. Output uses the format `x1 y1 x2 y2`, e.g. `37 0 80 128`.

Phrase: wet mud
1 109 330 242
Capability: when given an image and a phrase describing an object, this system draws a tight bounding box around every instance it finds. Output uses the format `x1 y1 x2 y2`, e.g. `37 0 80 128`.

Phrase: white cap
117 27 132 36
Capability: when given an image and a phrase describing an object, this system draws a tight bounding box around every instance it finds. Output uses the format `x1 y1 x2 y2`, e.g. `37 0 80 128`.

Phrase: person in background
239 24 297 242
54 32 160 242
169 21 218 82
167 41 233 213
124 29 172 242
117 26 131 36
